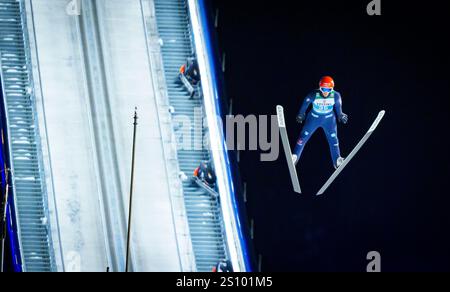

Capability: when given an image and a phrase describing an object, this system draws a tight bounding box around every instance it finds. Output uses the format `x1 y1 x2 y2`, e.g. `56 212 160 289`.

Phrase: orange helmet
319 76 335 89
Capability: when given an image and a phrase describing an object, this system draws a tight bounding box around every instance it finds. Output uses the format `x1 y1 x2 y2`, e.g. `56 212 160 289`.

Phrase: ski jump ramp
2 0 250 272
25 0 194 272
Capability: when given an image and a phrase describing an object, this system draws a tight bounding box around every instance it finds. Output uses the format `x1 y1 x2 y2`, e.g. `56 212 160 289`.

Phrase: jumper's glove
296 114 306 124
339 113 349 124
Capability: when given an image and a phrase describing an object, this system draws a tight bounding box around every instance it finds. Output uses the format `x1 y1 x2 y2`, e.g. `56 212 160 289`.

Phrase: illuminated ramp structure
0 0 251 272
22 0 195 272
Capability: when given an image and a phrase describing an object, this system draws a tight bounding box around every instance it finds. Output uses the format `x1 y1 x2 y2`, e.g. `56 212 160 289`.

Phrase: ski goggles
320 87 333 93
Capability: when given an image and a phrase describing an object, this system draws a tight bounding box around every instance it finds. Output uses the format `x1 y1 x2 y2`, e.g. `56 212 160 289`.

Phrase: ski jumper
294 89 344 167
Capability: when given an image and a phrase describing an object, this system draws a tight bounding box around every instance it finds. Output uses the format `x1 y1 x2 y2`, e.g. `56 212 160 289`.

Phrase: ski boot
335 157 345 169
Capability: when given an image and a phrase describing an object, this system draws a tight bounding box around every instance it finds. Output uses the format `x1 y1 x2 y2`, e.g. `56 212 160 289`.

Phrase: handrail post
125 108 138 272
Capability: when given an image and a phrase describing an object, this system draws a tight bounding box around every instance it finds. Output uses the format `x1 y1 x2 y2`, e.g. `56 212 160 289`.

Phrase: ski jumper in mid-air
293 76 349 169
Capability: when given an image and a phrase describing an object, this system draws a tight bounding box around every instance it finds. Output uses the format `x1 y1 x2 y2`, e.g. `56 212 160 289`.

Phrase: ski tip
276 105 284 117
368 110 386 132
276 105 286 128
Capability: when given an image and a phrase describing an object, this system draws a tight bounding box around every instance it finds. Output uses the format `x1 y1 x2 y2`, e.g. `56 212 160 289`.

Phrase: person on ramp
293 76 349 169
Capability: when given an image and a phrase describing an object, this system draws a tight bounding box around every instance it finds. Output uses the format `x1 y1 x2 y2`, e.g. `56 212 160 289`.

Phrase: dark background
211 0 450 271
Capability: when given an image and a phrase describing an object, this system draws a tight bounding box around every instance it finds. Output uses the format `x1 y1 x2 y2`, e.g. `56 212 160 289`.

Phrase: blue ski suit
293 89 345 167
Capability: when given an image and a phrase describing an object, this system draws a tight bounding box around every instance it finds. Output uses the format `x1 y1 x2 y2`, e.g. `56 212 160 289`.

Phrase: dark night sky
212 0 450 271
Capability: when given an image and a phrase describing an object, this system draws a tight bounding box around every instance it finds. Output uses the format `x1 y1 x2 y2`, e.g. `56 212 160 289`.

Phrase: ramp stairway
0 0 54 271
154 0 228 272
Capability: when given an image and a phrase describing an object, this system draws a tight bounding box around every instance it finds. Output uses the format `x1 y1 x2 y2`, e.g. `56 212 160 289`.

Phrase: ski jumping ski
193 177 219 198
277 105 302 194
316 110 386 196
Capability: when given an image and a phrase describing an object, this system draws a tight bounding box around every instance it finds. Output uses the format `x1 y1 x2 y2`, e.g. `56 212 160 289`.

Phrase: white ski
193 177 219 198
277 105 302 194
316 110 386 196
